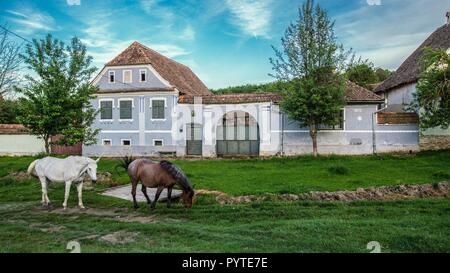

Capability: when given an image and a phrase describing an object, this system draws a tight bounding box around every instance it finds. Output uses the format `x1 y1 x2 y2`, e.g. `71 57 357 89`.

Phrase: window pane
152 100 165 119
100 101 112 120
141 71 146 81
154 140 162 146
120 100 132 119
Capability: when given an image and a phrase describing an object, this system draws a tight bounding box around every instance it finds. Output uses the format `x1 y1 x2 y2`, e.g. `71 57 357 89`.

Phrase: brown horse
127 159 194 210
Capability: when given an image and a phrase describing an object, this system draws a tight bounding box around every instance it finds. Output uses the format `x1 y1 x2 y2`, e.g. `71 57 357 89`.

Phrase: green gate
216 111 259 156
186 123 202 155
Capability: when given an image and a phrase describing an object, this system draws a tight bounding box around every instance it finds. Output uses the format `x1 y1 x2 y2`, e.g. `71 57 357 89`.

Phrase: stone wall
420 135 450 151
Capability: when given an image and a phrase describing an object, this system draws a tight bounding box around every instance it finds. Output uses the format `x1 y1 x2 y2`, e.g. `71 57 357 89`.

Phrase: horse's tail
159 160 192 193
27 159 39 177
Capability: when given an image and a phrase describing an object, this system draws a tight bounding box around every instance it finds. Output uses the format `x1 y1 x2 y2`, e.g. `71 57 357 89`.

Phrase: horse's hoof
79 206 86 210
133 205 139 210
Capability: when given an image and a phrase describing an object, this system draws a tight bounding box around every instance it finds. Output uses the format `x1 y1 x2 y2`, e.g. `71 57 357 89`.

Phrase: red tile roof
105 42 212 96
179 93 282 104
179 81 382 104
0 124 28 135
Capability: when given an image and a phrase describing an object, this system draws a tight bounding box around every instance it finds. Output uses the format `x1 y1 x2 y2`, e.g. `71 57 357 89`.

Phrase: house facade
374 18 450 145
83 42 419 158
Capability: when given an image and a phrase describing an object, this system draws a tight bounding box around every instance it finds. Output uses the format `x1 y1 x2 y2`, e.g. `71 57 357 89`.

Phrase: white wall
0 134 45 156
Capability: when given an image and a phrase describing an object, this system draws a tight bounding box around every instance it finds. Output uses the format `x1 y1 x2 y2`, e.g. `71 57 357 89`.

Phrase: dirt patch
50 207 127 217
4 171 33 181
197 181 450 204
99 231 139 245
30 223 66 233
115 214 158 224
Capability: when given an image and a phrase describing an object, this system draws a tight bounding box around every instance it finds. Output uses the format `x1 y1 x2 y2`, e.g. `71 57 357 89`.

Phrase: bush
328 165 350 175
432 171 450 180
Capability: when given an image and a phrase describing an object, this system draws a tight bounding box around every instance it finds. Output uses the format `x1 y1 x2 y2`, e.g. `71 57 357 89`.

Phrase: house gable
375 23 450 93
94 41 212 96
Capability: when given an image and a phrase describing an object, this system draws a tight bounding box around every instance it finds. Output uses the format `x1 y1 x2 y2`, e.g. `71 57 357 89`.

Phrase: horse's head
180 189 195 208
86 157 100 183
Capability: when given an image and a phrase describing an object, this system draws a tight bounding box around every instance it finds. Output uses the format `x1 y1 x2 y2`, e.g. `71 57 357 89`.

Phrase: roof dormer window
140 69 146 82
109 71 115 83
123 70 132 83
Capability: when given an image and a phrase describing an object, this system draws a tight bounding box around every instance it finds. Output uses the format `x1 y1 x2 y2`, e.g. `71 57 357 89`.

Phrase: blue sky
0 0 448 89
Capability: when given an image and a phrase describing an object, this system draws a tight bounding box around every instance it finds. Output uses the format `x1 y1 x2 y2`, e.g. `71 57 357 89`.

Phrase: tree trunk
44 137 50 154
309 121 318 157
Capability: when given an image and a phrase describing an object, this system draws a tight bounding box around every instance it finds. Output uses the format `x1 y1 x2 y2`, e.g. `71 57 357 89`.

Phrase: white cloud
179 24 196 41
79 15 189 69
366 0 381 5
225 0 273 39
334 0 448 70
6 8 56 34
147 44 190 58
67 0 81 6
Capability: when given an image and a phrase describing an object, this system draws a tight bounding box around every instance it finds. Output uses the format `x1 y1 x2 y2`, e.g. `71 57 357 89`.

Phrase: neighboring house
83 42 419 157
374 15 450 143
0 124 45 156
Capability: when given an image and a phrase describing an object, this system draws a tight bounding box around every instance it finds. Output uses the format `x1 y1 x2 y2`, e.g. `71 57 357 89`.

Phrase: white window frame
139 69 147 82
149 97 167 121
102 139 112 146
153 139 164 146
123 70 132 83
118 98 134 121
121 139 132 146
108 71 115 83
98 98 114 122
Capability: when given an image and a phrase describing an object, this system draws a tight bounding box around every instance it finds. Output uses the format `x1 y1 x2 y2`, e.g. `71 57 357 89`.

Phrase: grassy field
2 150 449 195
0 150 449 252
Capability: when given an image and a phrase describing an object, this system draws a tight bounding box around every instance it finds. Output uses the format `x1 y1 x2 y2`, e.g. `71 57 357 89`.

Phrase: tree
345 58 378 88
375 67 393 82
411 47 450 130
269 0 349 156
0 24 23 99
345 57 393 88
0 99 22 124
15 34 99 153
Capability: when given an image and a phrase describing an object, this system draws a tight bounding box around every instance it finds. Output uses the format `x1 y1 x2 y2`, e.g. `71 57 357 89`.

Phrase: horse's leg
166 186 173 208
141 185 152 205
131 179 138 209
39 176 48 208
62 181 72 210
76 182 85 209
150 186 164 210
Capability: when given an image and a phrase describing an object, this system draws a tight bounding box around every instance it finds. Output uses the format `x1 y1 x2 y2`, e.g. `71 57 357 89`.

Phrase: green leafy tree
270 0 348 156
375 67 393 82
345 58 378 88
345 57 393 88
411 47 450 130
0 99 22 123
15 34 99 153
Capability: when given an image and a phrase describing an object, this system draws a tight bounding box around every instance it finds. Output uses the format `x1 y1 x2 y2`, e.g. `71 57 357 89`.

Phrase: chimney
447 12 450 24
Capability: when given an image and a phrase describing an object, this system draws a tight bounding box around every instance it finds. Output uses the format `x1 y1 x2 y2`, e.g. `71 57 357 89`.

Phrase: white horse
27 156 100 210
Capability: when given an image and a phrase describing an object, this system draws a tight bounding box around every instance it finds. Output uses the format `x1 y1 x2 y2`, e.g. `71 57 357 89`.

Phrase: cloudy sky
0 0 448 88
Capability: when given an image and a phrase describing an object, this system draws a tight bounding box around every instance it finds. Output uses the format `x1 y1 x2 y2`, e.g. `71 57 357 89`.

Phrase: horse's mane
159 160 193 193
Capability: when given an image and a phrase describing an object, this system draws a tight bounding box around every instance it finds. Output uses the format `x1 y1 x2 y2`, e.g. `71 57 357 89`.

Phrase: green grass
0 150 449 252
2 150 449 196
0 180 449 252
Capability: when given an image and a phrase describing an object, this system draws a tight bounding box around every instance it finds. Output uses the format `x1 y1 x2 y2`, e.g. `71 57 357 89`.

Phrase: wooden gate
50 135 82 155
